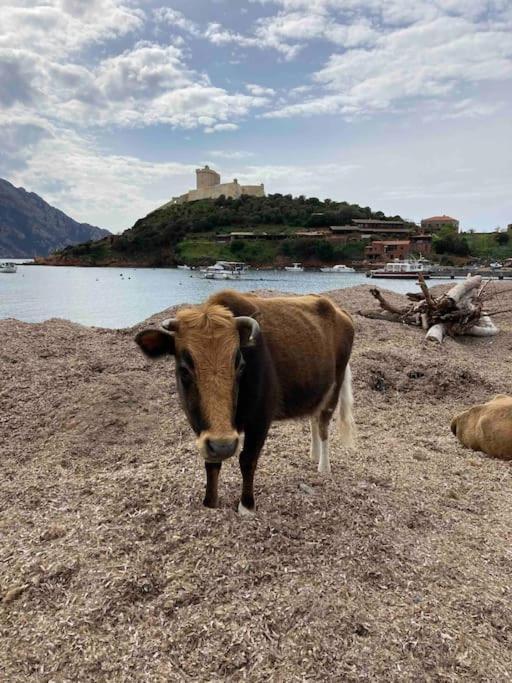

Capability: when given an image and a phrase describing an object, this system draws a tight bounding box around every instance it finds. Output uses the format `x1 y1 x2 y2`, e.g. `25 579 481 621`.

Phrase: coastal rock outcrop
0 177 110 258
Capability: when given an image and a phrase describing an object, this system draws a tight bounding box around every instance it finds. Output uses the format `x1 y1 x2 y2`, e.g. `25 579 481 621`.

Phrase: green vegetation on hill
465 229 512 261
433 226 512 263
52 193 404 266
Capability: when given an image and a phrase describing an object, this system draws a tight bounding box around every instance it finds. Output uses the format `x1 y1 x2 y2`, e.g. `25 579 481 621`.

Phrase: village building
172 166 265 204
410 233 433 256
364 234 433 262
364 240 412 262
421 215 459 233
329 221 413 242
352 219 411 231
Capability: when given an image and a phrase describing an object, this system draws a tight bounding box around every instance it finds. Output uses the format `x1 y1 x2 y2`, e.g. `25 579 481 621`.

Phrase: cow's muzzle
204 437 239 462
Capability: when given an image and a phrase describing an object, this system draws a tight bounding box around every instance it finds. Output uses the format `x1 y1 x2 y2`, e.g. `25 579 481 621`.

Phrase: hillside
0 178 110 258
41 194 405 267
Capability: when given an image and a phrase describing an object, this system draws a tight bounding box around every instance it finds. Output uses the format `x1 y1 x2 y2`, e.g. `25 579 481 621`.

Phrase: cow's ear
135 329 175 357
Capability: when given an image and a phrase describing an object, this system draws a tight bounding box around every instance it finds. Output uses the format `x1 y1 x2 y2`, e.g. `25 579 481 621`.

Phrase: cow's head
135 304 259 462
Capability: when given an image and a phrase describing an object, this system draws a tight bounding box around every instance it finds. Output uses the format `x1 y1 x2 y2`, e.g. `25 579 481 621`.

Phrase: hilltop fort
172 165 265 204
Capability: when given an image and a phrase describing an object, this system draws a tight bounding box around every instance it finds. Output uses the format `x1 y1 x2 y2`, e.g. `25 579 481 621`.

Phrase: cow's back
452 395 512 460
208 290 354 420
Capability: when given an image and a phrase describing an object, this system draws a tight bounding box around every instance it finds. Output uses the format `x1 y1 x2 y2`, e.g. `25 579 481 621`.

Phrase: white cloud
422 98 504 122
154 4 377 60
0 39 267 132
256 0 505 22
0 49 40 106
0 3 270 134
246 83 276 96
96 42 195 102
0 0 144 57
254 10 378 58
266 12 512 119
208 150 256 159
153 7 201 37
204 122 240 134
253 0 512 58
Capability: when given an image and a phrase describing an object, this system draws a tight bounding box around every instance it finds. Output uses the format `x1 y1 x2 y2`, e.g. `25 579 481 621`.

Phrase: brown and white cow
451 394 512 460
136 289 355 514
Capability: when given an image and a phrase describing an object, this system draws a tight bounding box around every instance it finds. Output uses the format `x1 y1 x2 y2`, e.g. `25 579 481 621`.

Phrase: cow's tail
336 363 356 448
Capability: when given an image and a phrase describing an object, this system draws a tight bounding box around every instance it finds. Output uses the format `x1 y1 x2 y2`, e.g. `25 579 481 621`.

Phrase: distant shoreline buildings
172 165 265 204
421 215 459 232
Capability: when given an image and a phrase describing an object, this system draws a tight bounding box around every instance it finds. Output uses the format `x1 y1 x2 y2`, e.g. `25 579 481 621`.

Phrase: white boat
320 264 355 273
368 258 432 279
490 262 502 269
0 262 17 273
202 261 247 280
284 262 304 272
177 264 191 270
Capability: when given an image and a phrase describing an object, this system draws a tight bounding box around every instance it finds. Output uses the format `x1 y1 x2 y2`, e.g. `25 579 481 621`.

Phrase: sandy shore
1 284 511 681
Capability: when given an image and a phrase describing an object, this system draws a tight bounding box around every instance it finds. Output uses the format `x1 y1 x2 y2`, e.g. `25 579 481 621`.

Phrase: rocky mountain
0 178 110 258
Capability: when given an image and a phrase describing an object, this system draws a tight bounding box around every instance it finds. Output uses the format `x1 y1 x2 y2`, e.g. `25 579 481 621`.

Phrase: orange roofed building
421 215 459 233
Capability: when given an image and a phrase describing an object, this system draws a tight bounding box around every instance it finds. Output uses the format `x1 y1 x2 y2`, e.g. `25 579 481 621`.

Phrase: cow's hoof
238 500 255 516
203 497 218 509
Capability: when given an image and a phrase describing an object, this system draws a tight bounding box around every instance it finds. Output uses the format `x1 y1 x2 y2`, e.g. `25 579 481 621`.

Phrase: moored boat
368 259 432 279
320 264 355 273
0 262 17 273
284 262 304 272
201 261 247 280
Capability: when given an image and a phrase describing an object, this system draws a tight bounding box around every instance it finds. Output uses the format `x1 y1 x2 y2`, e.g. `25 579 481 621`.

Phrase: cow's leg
238 424 269 516
310 417 322 462
204 461 222 508
317 406 335 474
314 381 340 474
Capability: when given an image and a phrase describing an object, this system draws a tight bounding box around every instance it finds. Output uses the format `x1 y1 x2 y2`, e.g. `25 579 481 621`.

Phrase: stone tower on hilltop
196 165 221 190
171 165 265 204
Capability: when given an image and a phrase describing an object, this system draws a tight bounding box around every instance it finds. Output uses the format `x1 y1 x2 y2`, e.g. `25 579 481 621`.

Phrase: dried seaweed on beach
1 284 512 682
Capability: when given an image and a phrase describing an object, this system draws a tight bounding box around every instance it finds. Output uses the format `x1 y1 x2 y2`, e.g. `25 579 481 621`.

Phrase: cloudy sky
1 0 511 232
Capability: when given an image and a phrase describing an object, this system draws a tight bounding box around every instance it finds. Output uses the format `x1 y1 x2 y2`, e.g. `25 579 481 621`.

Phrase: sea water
0 264 448 328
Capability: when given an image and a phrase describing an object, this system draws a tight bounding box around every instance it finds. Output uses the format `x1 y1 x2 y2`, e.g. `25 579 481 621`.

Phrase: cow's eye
179 365 193 385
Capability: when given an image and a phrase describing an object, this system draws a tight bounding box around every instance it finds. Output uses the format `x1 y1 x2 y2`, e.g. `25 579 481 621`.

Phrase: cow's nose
206 438 239 460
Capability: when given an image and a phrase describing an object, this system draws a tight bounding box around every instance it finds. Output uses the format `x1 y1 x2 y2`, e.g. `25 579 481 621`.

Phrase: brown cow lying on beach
451 395 512 460
136 290 355 514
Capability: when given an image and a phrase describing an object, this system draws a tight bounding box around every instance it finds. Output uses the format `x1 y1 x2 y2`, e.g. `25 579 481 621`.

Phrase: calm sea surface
0 263 448 328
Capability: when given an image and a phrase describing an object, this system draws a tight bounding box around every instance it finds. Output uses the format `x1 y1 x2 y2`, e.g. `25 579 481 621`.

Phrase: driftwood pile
359 275 505 343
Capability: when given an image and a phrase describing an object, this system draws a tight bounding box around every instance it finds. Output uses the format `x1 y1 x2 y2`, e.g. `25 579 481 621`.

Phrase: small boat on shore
177 264 191 270
201 261 247 280
284 263 304 272
368 259 431 279
0 262 17 273
320 264 355 273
